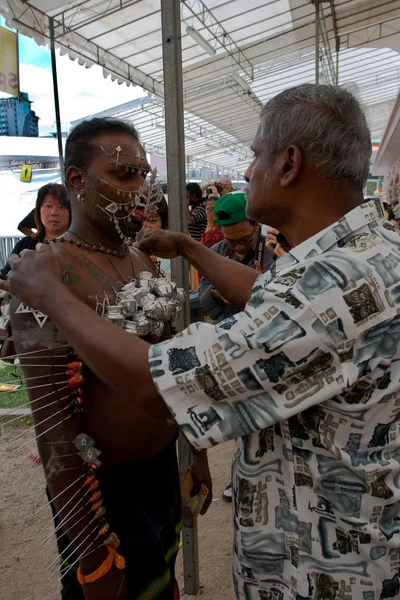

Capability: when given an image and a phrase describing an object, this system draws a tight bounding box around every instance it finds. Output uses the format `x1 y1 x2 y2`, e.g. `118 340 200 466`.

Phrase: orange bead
98 523 110 536
88 479 100 492
91 500 103 511
90 490 102 502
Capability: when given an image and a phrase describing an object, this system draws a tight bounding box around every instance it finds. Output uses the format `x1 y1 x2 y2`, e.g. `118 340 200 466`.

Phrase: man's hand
265 227 290 258
0 245 64 309
136 229 187 259
265 227 280 253
189 450 213 515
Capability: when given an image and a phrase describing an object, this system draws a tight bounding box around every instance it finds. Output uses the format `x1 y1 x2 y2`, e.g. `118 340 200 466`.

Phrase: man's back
150 199 400 599
231 202 400 598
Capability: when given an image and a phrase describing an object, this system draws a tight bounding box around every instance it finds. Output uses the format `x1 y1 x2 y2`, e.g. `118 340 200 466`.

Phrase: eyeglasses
224 232 255 248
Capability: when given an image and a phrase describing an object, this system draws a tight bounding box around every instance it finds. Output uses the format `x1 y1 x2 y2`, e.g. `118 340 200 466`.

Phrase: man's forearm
177 234 257 307
38 285 170 419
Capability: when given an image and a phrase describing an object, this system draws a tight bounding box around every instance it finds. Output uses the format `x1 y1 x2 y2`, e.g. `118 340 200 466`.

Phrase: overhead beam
182 3 400 85
182 0 254 80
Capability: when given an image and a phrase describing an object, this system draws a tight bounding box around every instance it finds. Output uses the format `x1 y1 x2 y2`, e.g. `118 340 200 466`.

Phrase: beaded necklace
44 236 129 258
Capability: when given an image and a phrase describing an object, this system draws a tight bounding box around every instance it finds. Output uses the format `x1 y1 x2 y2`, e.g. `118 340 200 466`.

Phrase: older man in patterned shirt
3 84 400 600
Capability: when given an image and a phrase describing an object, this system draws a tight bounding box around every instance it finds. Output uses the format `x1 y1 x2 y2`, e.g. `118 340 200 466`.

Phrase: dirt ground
0 429 234 600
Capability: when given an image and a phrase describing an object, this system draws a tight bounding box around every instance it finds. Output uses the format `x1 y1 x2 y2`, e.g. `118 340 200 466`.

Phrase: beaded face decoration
96 145 164 240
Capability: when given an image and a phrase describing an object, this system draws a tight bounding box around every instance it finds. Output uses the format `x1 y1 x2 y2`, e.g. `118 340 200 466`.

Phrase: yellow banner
0 26 18 97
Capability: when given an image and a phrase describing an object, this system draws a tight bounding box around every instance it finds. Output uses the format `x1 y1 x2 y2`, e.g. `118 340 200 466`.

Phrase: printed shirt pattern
149 199 400 600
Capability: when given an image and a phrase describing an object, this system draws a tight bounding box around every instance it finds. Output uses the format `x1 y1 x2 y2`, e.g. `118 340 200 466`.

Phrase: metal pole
315 1 320 84
336 46 339 86
330 0 340 85
49 17 65 184
160 0 199 595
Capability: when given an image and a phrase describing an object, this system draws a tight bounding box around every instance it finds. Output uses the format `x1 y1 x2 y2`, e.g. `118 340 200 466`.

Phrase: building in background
0 92 39 137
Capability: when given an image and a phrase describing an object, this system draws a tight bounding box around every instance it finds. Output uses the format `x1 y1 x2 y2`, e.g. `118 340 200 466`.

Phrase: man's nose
244 164 252 183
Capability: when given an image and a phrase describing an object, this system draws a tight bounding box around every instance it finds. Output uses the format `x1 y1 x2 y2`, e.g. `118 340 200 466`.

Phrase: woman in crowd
142 195 171 278
0 183 71 462
1 182 71 280
200 195 223 249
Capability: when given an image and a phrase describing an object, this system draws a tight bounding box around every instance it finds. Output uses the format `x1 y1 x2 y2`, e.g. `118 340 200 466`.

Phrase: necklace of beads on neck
44 236 129 258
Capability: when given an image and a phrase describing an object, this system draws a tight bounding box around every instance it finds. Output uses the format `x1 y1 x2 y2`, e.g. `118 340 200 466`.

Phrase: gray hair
256 84 371 188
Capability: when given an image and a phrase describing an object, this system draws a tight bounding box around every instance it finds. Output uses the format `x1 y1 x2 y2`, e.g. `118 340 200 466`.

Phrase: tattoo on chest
77 254 120 289
62 263 83 285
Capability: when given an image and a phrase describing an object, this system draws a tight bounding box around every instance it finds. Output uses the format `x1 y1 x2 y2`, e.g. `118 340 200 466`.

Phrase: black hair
65 117 140 174
156 196 169 230
34 183 71 241
186 182 202 201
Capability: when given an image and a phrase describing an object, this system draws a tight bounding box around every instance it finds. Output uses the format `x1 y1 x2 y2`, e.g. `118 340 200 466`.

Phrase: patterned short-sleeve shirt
149 199 400 600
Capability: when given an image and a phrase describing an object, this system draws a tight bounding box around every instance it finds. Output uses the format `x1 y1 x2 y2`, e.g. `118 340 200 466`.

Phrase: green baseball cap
213 192 248 226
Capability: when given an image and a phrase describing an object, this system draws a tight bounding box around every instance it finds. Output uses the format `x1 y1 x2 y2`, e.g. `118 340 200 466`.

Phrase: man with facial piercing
8 118 211 600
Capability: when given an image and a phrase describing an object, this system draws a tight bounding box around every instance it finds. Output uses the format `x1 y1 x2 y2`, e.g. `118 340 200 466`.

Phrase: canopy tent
1 0 400 174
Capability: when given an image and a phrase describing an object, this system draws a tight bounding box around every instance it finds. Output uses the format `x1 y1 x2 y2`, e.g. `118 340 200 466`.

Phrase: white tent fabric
1 0 400 175
0 167 61 236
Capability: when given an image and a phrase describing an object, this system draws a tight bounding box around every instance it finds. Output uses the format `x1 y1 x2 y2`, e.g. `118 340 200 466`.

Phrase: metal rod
0 344 69 361
40 486 86 533
43 513 87 562
0 369 66 386
49 17 65 184
160 0 198 594
2 395 68 427
47 528 95 581
10 418 66 455
47 523 97 576
53 540 101 589
40 507 87 553
9 407 66 444
0 385 66 419
315 1 320 84
160 0 190 331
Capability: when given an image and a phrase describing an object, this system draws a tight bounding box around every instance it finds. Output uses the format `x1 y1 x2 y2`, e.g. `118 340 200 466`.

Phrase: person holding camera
200 195 223 249
198 191 275 323
202 177 233 199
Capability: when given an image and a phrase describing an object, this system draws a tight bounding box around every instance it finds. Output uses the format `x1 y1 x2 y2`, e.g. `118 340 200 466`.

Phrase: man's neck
68 220 126 251
281 188 364 250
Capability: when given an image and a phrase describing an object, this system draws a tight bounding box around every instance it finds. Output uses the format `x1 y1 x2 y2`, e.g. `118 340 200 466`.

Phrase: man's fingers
19 248 38 259
200 490 212 515
8 253 20 267
35 243 53 254
136 228 151 246
266 227 279 235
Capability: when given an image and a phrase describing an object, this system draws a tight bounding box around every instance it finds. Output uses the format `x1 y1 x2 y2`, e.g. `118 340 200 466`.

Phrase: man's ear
67 166 85 195
280 145 303 187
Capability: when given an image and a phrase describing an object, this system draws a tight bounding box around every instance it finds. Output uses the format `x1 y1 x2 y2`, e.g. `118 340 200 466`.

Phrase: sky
0 18 145 136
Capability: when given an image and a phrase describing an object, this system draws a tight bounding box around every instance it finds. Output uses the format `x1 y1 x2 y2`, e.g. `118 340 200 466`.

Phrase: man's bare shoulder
128 245 157 276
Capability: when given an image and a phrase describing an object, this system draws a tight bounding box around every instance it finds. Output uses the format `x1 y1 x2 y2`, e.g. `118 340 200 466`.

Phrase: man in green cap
198 191 275 325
